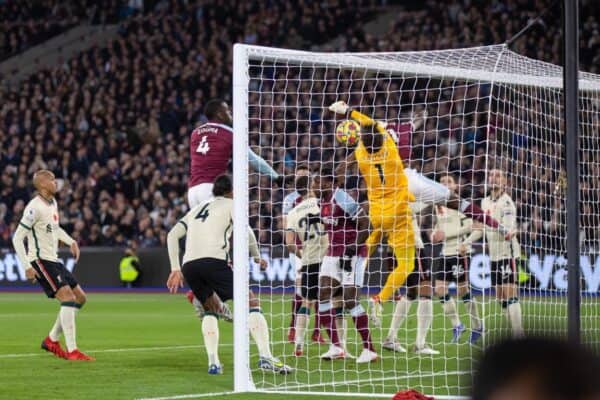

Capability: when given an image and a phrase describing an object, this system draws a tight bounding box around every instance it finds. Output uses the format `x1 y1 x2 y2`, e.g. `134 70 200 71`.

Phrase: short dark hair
296 163 310 173
204 98 226 120
472 337 600 400
295 175 310 196
212 174 232 196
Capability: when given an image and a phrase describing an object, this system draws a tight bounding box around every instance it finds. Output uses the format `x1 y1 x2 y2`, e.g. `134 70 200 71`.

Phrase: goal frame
231 42 599 398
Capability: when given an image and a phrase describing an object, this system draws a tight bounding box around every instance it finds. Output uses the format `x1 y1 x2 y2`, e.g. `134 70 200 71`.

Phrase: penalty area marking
0 344 234 359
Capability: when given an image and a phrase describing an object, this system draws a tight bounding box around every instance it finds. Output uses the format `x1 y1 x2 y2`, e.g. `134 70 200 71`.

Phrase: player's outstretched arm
329 101 387 135
248 148 278 179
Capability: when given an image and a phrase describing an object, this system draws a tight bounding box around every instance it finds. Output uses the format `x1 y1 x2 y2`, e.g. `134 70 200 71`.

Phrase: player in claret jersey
12 170 93 361
186 98 286 318
314 169 377 364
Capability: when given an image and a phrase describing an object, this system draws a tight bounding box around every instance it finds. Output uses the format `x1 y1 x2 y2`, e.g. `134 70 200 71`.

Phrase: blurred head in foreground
472 337 600 400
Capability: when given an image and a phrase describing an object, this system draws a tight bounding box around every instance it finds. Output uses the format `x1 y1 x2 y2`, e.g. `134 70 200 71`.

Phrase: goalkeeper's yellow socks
202 313 220 367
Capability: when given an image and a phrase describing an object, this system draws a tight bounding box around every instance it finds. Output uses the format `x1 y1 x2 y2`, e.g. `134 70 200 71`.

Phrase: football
335 120 361 146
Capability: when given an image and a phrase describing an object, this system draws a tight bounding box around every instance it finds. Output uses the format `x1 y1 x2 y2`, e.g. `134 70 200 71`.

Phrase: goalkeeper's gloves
329 100 350 115
340 245 357 272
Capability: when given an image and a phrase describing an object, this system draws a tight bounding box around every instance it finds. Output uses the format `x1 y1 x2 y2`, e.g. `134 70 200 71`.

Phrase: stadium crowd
0 0 598 255
0 0 132 61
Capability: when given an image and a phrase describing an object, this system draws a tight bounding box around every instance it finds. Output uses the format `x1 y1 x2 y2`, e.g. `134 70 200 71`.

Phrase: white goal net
232 44 600 398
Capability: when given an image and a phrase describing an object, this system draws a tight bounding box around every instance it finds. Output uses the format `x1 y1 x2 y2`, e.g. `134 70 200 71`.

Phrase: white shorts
187 183 214 208
319 256 366 287
405 168 451 205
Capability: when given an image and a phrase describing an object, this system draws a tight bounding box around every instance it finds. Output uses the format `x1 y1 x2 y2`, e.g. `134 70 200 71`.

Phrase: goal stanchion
232 43 600 398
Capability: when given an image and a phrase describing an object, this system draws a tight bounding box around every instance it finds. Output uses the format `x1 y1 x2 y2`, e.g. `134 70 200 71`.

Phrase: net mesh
237 44 600 397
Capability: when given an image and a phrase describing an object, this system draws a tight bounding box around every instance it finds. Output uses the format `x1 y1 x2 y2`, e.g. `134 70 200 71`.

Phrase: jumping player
12 170 93 361
166 175 292 375
313 169 377 364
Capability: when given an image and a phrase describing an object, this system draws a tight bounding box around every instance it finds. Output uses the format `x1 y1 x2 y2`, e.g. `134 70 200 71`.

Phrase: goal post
232 43 600 397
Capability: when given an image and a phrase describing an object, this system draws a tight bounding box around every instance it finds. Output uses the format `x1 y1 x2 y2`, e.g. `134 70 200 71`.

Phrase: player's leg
456 256 483 343
436 256 465 343
383 254 416 352
413 257 438 355
33 260 93 361
318 256 345 359
287 273 303 343
343 257 376 363
294 263 319 355
501 259 523 337
247 292 293 374
372 244 416 318
182 260 223 374
406 168 508 235
492 260 523 337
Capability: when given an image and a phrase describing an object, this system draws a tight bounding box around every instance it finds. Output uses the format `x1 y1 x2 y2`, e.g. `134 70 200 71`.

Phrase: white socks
465 299 482 330
249 310 272 359
442 296 461 328
507 300 524 337
202 314 220 366
59 303 77 352
387 296 412 341
49 314 62 342
294 308 309 347
416 298 433 348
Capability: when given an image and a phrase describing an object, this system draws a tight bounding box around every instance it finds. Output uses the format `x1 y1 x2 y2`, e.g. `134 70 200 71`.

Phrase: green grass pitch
0 292 598 400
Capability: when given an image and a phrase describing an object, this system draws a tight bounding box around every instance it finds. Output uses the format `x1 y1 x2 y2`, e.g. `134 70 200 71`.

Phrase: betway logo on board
0 253 75 282
250 252 600 294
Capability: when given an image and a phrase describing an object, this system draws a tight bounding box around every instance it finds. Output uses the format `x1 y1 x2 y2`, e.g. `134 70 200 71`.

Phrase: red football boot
311 330 326 344
186 290 194 304
41 336 67 359
287 327 295 343
66 349 95 361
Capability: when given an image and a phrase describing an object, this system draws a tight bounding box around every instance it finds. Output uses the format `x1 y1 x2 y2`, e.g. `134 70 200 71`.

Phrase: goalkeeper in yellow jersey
329 100 513 326
329 101 416 326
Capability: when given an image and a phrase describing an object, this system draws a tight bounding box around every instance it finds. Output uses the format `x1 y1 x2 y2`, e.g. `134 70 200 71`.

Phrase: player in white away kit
12 170 93 361
282 164 325 344
186 98 284 318
166 175 292 375
431 175 484 344
285 174 329 356
481 169 524 337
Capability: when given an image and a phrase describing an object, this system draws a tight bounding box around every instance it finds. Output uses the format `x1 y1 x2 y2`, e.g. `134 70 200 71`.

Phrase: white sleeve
57 227 75 246
334 188 361 219
248 228 260 259
166 220 187 271
12 224 31 270
502 200 518 230
19 202 38 229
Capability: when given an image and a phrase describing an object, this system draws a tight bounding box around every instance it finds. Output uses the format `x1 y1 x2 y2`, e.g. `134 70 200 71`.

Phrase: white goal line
0 344 231 359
